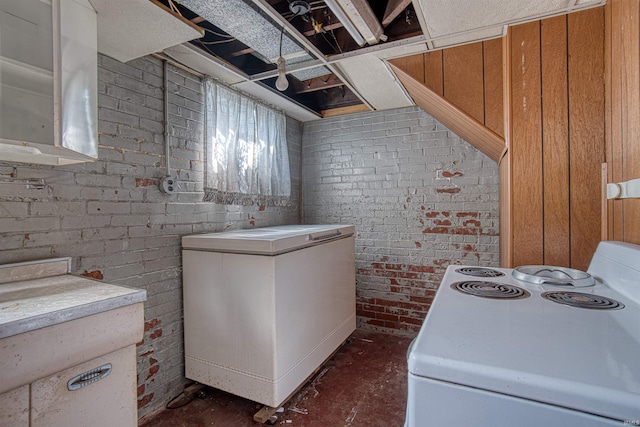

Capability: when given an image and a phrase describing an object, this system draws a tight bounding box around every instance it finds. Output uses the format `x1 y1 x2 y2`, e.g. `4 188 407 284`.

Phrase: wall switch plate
160 176 176 194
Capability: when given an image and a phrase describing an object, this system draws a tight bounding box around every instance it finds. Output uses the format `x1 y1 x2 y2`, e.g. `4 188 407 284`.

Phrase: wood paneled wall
391 7 607 271
507 8 605 270
389 39 504 138
606 0 640 244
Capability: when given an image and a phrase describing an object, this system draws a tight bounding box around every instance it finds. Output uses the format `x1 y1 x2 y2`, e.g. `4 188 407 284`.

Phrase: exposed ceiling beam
249 0 373 110
291 74 344 94
334 0 384 44
302 22 344 37
382 0 412 27
229 47 255 57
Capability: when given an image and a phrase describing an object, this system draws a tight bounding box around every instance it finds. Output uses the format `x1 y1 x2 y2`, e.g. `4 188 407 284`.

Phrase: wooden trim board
389 63 506 163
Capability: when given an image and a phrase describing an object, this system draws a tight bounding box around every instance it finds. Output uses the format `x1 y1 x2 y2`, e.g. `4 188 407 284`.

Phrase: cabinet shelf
0 55 53 96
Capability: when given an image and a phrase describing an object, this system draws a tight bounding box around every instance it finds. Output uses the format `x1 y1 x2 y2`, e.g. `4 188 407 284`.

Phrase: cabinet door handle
67 363 112 391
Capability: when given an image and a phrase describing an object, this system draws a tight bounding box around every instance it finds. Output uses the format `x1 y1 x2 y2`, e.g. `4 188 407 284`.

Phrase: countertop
0 273 146 339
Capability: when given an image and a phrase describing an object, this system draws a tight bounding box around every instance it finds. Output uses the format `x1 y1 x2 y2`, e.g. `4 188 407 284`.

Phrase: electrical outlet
160 176 176 194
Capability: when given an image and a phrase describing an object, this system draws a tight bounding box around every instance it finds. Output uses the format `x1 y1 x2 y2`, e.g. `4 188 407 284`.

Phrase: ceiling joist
382 0 412 27
291 74 344 94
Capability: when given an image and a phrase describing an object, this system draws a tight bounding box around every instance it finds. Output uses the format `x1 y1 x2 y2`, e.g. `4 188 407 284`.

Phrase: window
203 78 291 206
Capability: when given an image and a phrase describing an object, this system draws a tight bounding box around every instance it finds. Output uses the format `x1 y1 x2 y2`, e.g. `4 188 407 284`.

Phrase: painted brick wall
302 107 500 336
0 54 301 418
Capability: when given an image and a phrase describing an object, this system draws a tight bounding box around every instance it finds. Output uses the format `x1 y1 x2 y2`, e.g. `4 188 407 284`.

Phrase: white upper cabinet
0 0 98 166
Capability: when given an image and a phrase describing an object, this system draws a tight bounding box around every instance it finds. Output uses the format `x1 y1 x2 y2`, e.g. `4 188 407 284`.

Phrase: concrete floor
139 329 412 427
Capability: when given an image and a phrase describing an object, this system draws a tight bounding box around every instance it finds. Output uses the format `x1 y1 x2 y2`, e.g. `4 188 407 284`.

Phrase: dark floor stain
139 329 411 427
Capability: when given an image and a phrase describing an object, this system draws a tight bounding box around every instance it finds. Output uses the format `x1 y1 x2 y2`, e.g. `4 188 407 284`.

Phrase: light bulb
275 56 289 91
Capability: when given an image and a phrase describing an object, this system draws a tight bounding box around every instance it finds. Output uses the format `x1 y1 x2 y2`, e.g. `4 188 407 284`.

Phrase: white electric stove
405 241 640 427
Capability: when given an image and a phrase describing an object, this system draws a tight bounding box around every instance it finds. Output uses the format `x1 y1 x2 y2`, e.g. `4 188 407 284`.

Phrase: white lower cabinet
0 345 137 427
0 385 29 427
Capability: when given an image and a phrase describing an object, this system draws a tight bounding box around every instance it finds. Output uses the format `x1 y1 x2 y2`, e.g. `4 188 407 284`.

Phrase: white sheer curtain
204 78 291 205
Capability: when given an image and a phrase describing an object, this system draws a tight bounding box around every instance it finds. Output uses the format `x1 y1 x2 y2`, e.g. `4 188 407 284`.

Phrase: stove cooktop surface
409 242 640 423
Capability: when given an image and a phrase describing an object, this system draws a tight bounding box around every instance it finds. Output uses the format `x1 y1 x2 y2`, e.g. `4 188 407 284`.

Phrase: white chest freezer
181 224 356 408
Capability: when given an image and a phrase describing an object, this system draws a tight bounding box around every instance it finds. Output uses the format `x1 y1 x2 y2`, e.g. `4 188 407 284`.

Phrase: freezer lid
181 224 355 254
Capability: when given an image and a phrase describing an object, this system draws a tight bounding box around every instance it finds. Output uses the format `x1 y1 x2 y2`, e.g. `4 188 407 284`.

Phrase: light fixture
332 0 383 45
275 26 289 91
323 0 365 46
289 0 311 16
275 57 289 91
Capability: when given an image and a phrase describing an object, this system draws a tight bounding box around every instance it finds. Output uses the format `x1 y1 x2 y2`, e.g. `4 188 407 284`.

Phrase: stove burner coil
455 267 505 278
541 292 625 310
451 281 530 299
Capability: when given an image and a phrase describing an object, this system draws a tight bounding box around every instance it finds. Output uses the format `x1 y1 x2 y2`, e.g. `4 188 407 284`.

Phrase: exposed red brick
375 312 399 322
415 241 422 248
420 205 425 210
398 271 421 279
451 227 480 235
149 357 158 365
149 329 163 339
374 299 400 308
135 178 156 187
258 205 266 211
424 211 439 218
386 307 410 317
146 365 160 380
136 340 144 347
441 171 464 178
433 219 451 226
140 351 154 358
24 234 30 241
81 270 104 280
399 316 425 326
357 309 378 319
383 320 402 330
436 187 461 194
424 226 480 235
372 262 403 270
423 226 449 234
137 384 145 397
407 265 435 273
463 219 481 227
363 304 385 313
138 393 154 409
457 211 479 218
410 295 434 304
395 300 427 312
144 318 160 332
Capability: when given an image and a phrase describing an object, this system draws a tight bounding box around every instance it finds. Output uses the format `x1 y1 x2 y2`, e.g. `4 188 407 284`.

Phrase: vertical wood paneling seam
501 30 513 267
482 41 487 128
539 20 547 263
440 50 445 96
565 14 572 266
